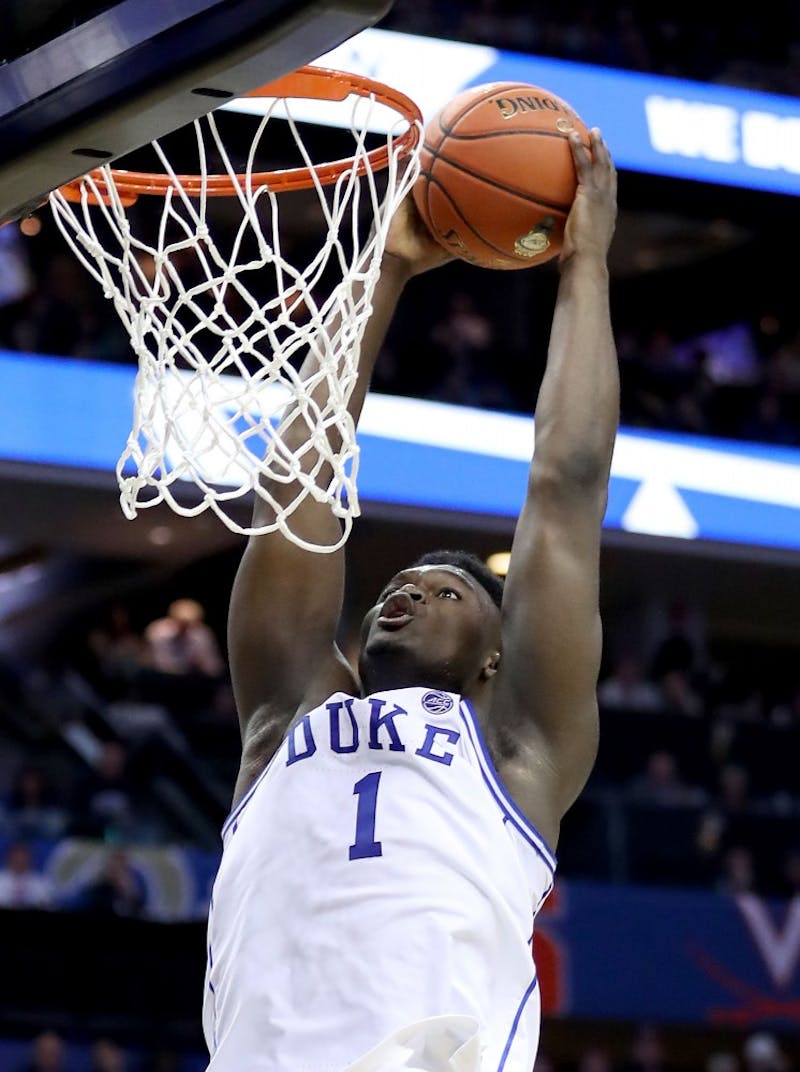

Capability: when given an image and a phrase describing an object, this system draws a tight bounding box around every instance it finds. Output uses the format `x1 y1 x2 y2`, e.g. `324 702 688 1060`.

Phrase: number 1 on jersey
349 771 382 860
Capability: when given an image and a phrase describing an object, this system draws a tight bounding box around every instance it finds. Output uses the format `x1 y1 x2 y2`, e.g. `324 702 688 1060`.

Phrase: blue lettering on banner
415 724 460 766
368 698 408 751
286 715 317 766
328 699 359 753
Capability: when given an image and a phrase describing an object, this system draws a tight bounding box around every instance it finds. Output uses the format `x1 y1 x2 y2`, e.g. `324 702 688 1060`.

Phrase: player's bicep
227 530 347 731
495 490 604 811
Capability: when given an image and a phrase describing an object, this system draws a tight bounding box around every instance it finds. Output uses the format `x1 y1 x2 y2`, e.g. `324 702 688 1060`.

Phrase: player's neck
359 658 459 697
359 657 491 703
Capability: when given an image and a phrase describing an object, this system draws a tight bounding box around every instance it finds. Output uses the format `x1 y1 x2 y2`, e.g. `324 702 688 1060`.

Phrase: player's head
412 550 504 609
358 549 504 696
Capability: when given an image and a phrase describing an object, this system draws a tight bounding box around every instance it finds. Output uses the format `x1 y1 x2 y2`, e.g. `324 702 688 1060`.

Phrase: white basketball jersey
203 687 556 1072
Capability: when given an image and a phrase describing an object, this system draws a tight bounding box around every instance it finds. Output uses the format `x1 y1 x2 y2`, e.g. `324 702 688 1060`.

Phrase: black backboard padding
0 0 392 223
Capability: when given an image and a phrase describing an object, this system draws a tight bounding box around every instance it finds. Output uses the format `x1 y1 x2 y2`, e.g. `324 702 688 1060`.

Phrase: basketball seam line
428 128 574 144
437 85 510 136
423 174 550 265
421 146 571 213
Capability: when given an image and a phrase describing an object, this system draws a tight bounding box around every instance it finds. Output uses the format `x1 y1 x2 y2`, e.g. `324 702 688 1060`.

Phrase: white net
48 71 422 552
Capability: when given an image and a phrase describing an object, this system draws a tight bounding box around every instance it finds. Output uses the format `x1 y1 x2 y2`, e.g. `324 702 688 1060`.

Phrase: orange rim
55 66 422 206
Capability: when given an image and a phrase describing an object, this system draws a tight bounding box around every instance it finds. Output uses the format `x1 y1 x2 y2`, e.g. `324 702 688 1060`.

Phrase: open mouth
377 591 416 629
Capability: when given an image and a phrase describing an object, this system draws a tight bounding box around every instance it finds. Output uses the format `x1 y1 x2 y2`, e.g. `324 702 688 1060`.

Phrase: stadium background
1 3 800 1070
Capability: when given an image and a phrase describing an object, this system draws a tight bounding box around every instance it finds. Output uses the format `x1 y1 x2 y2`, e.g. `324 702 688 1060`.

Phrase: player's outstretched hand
383 186 455 278
560 128 617 266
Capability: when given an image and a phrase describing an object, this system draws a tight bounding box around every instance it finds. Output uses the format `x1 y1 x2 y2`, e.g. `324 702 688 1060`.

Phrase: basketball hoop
48 66 423 552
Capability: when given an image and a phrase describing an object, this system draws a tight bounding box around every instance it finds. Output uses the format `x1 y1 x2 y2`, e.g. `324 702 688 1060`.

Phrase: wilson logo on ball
515 227 552 258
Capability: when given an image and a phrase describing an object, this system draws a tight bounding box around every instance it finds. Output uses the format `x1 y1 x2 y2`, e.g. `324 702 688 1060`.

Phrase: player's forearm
532 252 619 492
342 254 412 432
279 255 410 459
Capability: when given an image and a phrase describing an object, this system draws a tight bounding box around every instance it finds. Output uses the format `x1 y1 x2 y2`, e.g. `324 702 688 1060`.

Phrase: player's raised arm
490 129 619 847
228 196 452 799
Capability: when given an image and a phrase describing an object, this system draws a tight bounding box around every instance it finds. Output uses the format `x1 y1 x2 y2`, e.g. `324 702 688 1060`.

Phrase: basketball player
204 129 618 1071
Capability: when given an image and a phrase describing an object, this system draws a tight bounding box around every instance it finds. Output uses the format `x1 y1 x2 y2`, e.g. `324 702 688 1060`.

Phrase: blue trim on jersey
497 971 539 1072
221 746 281 839
459 701 557 873
534 877 555 916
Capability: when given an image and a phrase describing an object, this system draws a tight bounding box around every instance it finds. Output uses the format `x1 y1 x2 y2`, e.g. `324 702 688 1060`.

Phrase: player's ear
480 650 501 681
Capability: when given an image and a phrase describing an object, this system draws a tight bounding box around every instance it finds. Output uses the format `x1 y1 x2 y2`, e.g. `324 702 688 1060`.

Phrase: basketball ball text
494 95 578 122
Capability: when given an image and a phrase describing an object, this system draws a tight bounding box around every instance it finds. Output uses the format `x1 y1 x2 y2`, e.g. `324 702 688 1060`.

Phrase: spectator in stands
144 598 224 679
86 599 149 699
739 392 798 446
710 667 764 724
75 848 146 918
4 763 69 841
141 1048 180 1072
706 1053 739 1072
742 1032 789 1072
717 846 757 896
650 597 704 684
688 809 727 888
645 598 707 717
597 651 663 712
659 668 704 718
769 684 800 728
578 1047 614 1072
140 597 227 718
764 328 800 398
670 347 715 436
428 290 513 410
620 1023 669 1072
10 252 91 357
0 842 54 909
17 1030 66 1072
70 740 139 841
715 763 753 816
89 1038 127 1072
627 750 707 808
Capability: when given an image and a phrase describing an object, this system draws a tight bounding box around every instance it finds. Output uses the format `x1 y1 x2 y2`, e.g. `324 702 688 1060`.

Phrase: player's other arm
228 197 452 793
490 130 619 848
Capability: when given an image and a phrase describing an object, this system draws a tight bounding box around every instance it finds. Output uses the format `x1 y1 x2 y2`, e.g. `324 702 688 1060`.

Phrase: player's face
358 564 500 694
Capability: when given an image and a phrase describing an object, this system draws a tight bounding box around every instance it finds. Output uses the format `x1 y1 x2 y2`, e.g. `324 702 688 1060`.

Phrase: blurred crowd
8 1015 796 1072
3 2 800 450
0 584 798 916
535 1025 797 1072
2 223 800 449
4 1028 200 1071
384 1 800 96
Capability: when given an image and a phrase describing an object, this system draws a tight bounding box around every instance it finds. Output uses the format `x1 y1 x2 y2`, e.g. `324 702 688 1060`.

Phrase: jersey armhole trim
220 689 357 839
221 746 280 839
459 700 557 874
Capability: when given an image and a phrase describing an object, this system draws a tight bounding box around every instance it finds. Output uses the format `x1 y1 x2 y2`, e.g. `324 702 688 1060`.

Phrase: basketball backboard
0 0 393 224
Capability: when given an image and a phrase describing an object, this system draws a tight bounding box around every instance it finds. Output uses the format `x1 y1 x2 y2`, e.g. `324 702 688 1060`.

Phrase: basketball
412 82 592 270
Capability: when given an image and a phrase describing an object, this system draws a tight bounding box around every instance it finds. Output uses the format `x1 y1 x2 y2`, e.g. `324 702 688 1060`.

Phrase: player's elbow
530 451 610 503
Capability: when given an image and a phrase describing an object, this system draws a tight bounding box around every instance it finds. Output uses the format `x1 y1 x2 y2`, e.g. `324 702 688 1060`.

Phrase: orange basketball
412 82 592 270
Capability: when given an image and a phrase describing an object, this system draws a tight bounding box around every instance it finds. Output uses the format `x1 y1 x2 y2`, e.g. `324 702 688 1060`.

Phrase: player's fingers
589 128 613 172
569 130 592 177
